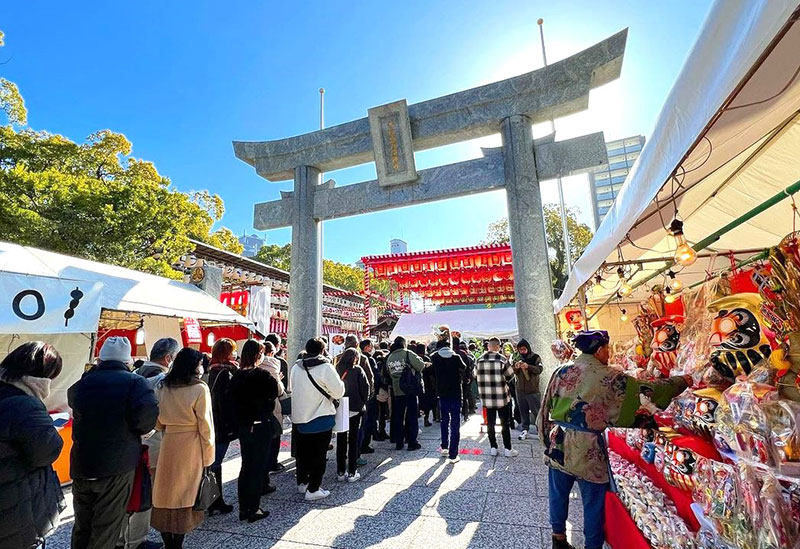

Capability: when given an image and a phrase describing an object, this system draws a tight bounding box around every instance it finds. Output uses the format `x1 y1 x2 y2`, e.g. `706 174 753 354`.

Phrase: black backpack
398 351 424 396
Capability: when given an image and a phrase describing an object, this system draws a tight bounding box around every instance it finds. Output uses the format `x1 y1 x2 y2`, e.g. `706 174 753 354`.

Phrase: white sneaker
519 430 528 440
297 483 308 494
347 471 361 483
337 473 347 482
490 447 498 456
448 456 461 464
504 448 519 458
305 489 330 501
440 447 449 457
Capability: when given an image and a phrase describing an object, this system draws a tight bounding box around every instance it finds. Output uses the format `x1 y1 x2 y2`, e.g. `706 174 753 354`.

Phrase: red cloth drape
605 491 653 549
607 432 701 531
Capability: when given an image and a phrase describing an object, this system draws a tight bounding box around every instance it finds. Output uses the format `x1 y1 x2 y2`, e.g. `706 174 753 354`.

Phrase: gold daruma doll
707 293 772 378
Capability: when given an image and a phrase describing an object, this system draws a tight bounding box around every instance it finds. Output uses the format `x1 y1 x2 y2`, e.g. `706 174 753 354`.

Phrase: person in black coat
416 343 438 427
69 336 159 549
431 338 466 462
452 337 476 418
206 338 239 515
0 342 65 549
228 340 279 523
335 348 369 481
265 333 289 473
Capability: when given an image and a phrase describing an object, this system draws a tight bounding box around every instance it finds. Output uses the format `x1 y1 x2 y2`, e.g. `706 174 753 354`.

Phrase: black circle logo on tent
12 290 46 321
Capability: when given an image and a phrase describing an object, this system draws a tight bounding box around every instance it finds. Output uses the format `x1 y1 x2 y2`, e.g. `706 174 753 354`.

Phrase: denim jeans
391 394 419 448
548 467 608 549
439 397 461 459
358 397 377 451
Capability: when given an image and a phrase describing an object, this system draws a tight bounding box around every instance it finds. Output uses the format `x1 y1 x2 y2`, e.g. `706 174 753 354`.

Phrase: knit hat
99 336 133 364
572 330 610 355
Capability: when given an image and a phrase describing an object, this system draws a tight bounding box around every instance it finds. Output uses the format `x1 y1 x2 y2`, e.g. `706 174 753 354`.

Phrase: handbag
333 396 350 433
192 467 221 511
376 388 390 403
398 351 424 396
126 445 152 513
279 393 292 416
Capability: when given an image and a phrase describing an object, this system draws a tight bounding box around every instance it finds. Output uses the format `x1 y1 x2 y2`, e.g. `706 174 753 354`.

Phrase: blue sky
2 1 712 264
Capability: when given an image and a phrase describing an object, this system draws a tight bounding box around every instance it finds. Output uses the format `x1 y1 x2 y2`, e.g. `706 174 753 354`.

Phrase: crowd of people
0 323 689 549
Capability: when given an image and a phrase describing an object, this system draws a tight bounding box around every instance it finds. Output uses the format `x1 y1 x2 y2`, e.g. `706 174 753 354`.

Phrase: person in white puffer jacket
289 338 344 501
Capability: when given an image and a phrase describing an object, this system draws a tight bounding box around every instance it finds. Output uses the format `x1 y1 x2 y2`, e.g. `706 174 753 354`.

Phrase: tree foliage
252 243 392 298
482 205 593 294
205 227 244 255
0 30 241 277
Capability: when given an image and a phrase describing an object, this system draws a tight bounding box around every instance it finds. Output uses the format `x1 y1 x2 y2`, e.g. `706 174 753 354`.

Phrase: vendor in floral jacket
538 330 691 549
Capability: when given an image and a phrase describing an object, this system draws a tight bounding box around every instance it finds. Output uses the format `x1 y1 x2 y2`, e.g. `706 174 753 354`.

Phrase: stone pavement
48 410 587 548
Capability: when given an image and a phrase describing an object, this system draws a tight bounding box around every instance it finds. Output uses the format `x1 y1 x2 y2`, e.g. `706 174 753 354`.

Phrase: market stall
552 1 800 547
0 242 253 482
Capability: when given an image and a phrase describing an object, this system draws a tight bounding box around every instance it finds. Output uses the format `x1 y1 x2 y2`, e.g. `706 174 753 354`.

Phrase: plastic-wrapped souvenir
757 473 798 549
707 293 773 379
665 446 697 491
722 382 778 464
692 387 722 438
650 315 685 378
763 400 800 475
708 461 738 544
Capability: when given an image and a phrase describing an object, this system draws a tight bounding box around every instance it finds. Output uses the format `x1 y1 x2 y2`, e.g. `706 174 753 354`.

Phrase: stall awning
556 0 800 312
0 242 253 333
390 307 519 342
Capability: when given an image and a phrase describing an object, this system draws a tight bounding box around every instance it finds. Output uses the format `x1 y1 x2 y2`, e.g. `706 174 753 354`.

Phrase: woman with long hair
335 347 369 482
151 348 214 549
206 338 237 514
0 342 64 549
228 340 279 522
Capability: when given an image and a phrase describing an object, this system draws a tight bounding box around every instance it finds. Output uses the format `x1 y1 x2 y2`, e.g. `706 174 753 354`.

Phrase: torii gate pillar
502 115 557 353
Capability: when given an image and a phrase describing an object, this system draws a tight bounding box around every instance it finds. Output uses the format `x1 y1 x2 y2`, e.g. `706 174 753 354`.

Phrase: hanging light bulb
668 270 683 292
135 327 145 346
592 274 604 295
619 281 633 298
207 331 216 347
669 218 697 266
620 308 628 322
664 290 679 304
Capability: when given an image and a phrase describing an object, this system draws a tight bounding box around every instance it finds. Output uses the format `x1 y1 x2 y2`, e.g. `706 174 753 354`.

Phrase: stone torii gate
234 30 627 362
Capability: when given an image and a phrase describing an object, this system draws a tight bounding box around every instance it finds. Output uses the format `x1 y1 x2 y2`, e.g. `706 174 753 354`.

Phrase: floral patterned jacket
537 353 688 483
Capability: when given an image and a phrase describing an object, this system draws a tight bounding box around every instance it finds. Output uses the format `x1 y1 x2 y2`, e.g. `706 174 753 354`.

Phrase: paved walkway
48 411 585 548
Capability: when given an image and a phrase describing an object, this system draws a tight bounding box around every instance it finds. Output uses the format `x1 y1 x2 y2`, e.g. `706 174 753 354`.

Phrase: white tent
0 242 253 409
391 307 519 342
556 0 800 313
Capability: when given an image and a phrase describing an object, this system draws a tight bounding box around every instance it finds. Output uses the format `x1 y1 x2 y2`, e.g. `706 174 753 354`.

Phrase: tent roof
556 0 800 312
391 307 518 342
0 242 253 327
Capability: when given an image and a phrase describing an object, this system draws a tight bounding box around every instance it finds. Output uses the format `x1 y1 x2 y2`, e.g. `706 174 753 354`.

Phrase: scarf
0 367 52 401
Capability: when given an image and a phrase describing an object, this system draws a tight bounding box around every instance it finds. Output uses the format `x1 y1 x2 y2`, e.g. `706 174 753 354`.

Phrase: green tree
252 243 393 298
483 205 593 294
253 243 291 271
0 31 240 277
0 32 27 126
204 227 244 255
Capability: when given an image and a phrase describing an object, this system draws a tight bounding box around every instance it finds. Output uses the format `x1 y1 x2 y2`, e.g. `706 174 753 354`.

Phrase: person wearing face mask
0 341 65 549
150 348 214 549
540 331 691 549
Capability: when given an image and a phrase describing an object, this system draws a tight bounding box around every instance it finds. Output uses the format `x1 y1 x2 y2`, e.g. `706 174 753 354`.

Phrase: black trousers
391 394 419 448
461 382 476 415
294 428 332 492
268 433 281 470
71 470 135 549
486 404 512 450
337 412 363 475
359 399 377 451
238 422 272 516
378 399 390 433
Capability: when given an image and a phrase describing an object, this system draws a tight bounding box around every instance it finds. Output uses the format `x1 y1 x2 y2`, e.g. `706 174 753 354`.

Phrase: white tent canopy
0 241 253 333
391 307 519 342
556 0 800 312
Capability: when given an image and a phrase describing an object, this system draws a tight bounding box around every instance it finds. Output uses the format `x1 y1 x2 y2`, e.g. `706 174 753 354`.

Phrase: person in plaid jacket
475 337 518 457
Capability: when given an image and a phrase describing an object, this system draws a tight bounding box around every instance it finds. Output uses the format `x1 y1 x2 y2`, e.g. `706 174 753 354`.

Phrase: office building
589 135 645 228
238 233 265 257
390 238 408 254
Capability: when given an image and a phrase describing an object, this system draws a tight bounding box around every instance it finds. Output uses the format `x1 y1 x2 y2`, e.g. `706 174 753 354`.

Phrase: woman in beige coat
151 348 215 549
